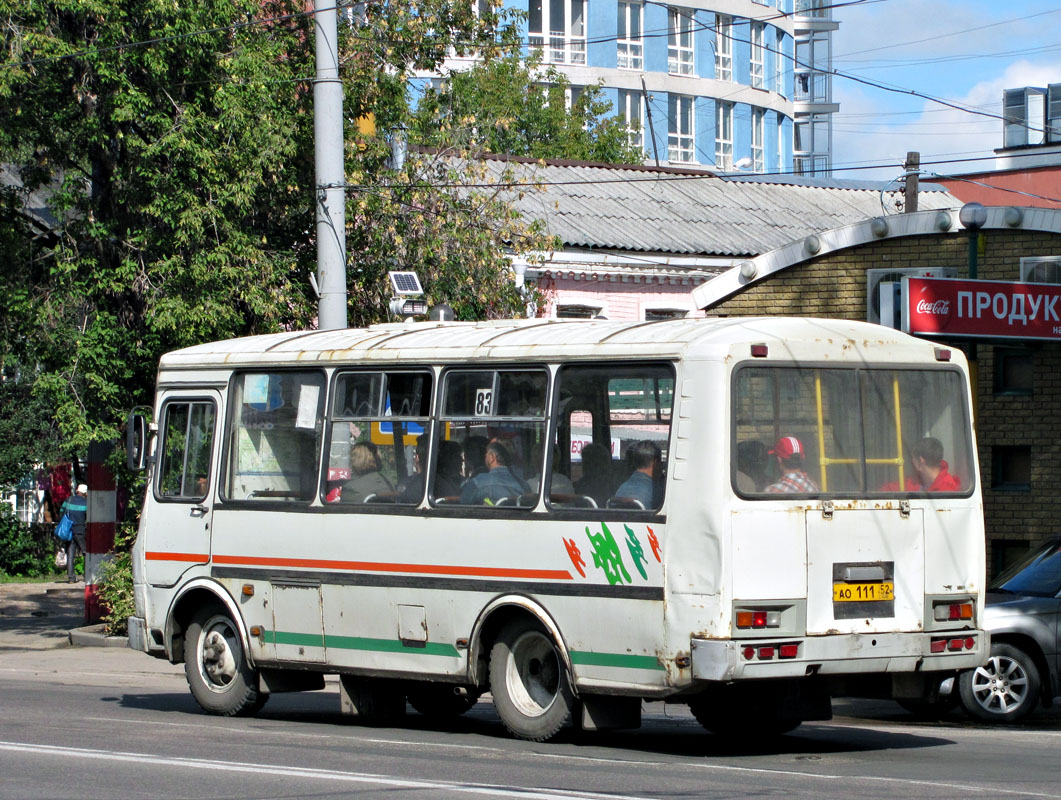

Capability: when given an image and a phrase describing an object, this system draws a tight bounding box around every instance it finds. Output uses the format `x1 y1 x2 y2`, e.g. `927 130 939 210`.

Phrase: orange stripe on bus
145 551 209 562
211 554 572 581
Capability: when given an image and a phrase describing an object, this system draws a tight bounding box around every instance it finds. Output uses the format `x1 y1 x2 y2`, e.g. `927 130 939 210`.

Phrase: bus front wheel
489 620 574 742
183 604 267 717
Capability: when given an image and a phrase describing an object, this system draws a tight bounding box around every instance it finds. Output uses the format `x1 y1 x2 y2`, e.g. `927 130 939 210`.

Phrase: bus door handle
190 505 209 518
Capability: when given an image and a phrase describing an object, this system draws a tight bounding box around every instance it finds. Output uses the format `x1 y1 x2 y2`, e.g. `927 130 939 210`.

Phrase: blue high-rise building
422 0 838 174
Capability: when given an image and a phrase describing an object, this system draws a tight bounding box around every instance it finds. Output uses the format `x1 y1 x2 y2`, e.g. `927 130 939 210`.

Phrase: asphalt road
1 647 1060 799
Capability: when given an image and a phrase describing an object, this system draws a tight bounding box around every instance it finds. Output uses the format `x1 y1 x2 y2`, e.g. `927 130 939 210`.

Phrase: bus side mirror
127 407 151 472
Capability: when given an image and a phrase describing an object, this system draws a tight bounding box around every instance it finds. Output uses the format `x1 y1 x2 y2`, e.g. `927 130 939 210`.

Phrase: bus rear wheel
489 620 574 742
184 603 266 717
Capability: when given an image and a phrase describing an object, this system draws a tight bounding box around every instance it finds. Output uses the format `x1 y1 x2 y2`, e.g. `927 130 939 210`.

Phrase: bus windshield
733 366 974 498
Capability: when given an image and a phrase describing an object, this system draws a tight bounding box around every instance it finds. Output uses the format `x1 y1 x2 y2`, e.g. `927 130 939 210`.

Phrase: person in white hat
60 484 89 582
764 437 819 494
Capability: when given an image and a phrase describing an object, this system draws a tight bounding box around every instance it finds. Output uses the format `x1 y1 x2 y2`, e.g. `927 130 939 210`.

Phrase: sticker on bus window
296 385 320 430
474 389 493 417
244 374 271 406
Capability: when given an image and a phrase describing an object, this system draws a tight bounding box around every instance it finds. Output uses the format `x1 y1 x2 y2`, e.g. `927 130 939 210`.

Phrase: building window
645 308 688 320
775 29 785 96
668 94 694 163
618 89 644 149
715 14 732 82
990 539 1032 580
750 21 764 89
557 304 603 319
529 0 586 65
991 445 1031 492
751 108 765 172
617 1 643 70
795 31 831 103
994 348 1033 396
668 7 694 76
715 100 733 171
794 113 829 175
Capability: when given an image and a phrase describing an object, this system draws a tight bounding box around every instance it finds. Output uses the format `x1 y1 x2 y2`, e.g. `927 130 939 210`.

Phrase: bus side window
158 401 215 501
224 371 325 502
551 363 674 511
436 369 547 507
325 371 433 505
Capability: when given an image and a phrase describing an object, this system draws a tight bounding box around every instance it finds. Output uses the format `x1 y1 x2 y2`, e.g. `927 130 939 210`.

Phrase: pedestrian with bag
59 484 88 583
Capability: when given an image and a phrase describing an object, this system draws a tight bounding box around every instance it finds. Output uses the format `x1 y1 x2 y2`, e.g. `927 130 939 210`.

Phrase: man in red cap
765 436 819 493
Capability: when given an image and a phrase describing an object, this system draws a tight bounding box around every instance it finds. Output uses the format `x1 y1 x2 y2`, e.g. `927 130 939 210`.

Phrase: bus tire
407 684 481 718
689 684 802 738
489 620 574 742
183 603 266 717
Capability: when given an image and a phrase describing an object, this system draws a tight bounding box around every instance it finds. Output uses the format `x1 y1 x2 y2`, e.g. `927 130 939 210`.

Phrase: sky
829 0 1061 182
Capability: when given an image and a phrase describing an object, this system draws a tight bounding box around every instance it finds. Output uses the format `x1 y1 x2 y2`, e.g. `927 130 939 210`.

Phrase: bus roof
157 317 957 371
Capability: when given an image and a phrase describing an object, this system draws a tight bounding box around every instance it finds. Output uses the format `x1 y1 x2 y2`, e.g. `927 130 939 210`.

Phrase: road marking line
0 741 650 800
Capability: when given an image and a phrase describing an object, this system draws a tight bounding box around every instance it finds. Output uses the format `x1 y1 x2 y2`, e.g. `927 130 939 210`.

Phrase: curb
68 624 128 649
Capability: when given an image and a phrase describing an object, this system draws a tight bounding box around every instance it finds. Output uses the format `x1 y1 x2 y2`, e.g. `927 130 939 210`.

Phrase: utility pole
314 2 348 330
903 151 919 213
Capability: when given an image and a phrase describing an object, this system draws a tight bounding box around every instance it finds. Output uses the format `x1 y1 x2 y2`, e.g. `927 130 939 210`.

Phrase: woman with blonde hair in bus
342 442 394 503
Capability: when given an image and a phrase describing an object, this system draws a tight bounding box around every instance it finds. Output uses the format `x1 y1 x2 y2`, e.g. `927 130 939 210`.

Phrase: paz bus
126 317 986 740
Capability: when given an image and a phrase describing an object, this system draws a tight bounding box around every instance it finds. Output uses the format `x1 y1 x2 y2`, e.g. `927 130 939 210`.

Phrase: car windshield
990 540 1061 597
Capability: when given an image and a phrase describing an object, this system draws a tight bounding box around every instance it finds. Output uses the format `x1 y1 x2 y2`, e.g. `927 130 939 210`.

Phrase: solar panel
389 271 423 296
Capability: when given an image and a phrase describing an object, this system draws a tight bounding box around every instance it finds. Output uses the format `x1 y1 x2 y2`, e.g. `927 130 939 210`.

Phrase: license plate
833 581 894 602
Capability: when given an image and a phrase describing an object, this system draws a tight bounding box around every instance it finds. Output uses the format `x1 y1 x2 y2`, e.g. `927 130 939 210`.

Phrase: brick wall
710 228 1061 576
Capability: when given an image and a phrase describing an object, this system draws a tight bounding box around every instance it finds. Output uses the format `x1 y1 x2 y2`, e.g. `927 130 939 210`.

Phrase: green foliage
0 508 57 579
412 50 644 165
0 367 64 485
98 520 136 637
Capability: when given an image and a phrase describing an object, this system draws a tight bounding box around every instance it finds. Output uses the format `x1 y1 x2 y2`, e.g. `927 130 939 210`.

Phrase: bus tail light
750 344 769 358
778 643 799 659
930 635 976 653
736 609 781 629
934 602 973 622
741 643 800 661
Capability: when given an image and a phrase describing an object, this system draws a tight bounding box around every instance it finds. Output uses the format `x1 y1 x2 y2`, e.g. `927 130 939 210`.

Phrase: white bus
127 317 986 740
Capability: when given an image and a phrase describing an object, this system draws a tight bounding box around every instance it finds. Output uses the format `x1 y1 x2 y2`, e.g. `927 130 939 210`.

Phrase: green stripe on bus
263 630 459 658
569 650 665 671
326 635 460 658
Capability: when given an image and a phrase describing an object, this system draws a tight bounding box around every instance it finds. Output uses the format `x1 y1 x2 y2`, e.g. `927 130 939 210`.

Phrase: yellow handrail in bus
814 371 905 492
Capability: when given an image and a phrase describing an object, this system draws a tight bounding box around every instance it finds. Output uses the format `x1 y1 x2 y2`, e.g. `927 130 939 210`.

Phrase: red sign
902 277 1061 341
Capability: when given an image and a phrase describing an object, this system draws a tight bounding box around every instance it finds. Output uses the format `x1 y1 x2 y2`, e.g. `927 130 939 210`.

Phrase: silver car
904 539 1061 722
955 539 1061 722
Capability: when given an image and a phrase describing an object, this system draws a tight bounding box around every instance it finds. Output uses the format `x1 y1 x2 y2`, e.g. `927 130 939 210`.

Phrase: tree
411 49 644 165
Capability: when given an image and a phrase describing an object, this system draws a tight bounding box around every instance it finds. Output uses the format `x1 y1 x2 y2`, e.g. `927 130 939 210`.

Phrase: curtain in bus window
862 370 972 494
553 363 674 511
158 401 215 499
225 371 325 502
325 371 433 505
438 369 547 507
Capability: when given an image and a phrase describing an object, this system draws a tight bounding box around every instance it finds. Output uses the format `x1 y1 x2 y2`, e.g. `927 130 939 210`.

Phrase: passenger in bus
398 438 430 503
459 439 528 505
880 437 962 492
341 442 394 502
736 439 770 492
435 440 465 497
462 436 489 480
612 440 662 508
574 442 616 504
528 446 575 496
764 436 819 493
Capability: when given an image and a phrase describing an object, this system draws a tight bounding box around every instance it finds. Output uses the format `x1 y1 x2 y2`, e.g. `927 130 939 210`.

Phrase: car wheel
489 620 574 742
958 642 1040 723
184 603 266 717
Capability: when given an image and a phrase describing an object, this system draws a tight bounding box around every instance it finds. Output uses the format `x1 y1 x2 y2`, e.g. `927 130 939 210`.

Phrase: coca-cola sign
903 277 1061 341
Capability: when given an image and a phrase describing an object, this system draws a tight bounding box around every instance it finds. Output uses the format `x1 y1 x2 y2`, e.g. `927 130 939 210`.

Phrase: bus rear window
733 366 973 497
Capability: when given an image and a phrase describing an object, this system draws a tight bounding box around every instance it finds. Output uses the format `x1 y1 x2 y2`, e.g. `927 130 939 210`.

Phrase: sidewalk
0 580 124 651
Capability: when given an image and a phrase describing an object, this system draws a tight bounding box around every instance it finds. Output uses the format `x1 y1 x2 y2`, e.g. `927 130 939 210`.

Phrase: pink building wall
537 272 710 321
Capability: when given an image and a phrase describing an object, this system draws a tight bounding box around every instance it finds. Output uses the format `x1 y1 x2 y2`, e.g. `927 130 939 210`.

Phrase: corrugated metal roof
481 159 958 257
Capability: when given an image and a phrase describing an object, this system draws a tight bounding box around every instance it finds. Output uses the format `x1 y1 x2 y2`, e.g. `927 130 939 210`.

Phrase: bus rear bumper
690 632 985 682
